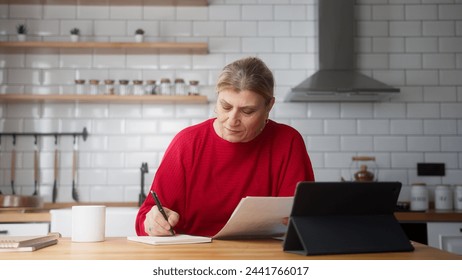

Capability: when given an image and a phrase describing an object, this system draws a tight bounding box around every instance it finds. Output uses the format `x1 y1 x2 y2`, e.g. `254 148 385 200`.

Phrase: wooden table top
1 237 461 260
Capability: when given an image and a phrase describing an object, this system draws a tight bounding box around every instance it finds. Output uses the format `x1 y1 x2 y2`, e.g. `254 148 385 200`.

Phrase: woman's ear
267 97 275 113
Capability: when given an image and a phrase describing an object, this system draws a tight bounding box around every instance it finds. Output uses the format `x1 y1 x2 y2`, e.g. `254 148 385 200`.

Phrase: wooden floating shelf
0 41 208 54
0 94 209 104
4 0 208 6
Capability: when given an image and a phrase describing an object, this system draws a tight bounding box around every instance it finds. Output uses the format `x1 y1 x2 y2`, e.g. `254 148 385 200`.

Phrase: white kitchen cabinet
427 222 462 255
0 223 50 236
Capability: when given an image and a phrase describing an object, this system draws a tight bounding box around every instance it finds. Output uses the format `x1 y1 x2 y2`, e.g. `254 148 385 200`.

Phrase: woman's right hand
144 206 180 236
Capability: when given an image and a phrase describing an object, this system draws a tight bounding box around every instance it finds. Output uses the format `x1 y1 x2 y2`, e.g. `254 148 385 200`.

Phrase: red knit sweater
136 119 314 237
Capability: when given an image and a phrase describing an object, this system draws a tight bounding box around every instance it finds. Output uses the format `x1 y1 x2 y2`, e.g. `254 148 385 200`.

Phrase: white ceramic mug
72 205 106 242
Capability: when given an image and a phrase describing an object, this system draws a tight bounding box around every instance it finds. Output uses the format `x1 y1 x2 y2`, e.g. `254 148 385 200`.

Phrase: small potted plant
16 24 27 41
70 28 80 42
134 28 145 43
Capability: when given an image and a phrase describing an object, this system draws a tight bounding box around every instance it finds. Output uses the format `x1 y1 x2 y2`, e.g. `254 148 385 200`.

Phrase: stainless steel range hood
285 0 400 102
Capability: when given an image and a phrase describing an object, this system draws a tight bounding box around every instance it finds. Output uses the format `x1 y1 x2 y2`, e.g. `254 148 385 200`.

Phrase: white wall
0 0 461 203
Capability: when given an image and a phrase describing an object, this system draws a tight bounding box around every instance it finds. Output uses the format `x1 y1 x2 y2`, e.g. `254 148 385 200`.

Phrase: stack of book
0 232 61 252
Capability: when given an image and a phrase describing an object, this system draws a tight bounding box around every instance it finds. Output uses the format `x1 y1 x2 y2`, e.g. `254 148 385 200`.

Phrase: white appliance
50 207 138 237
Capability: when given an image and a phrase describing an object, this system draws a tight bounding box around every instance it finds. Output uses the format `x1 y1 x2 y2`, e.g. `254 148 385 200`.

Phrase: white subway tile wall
0 0 461 203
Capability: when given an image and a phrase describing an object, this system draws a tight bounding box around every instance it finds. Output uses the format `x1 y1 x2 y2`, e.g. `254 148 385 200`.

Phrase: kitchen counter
0 211 50 223
42 202 138 209
394 210 462 222
1 237 461 260
2 207 462 224
0 202 138 223
0 207 462 223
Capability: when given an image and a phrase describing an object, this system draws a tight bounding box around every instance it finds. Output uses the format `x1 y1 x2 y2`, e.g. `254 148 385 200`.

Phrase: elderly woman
136 57 314 237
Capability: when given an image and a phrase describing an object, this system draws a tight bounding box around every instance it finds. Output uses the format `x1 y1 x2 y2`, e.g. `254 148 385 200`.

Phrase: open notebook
127 196 292 245
128 234 211 245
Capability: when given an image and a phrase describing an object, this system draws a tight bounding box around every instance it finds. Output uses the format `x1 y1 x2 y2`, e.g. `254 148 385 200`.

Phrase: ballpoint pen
150 190 175 236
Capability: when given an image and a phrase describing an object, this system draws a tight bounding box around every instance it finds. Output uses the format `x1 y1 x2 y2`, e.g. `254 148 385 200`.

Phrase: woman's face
214 89 274 143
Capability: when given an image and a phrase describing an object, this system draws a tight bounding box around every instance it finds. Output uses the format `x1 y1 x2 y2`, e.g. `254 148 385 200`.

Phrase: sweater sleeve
275 127 315 196
135 132 188 236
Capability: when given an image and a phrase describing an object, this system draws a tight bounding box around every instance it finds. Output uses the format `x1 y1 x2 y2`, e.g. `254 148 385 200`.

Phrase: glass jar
354 165 374 181
145 80 157 95
119 80 130 95
133 80 144 95
104 79 115 95
89 79 100 95
75 79 86 95
188 80 200 95
410 183 428 212
435 185 453 212
159 78 171 95
349 156 377 182
174 78 186 95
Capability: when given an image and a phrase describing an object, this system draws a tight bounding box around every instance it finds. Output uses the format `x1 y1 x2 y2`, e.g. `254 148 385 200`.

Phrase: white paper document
128 196 293 245
127 234 211 245
213 196 294 239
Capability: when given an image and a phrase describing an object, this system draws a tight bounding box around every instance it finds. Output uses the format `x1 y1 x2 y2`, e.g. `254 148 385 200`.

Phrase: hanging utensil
7 136 17 195
0 137 3 195
10 138 16 195
32 135 39 196
71 136 79 202
0 137 1 195
52 135 59 203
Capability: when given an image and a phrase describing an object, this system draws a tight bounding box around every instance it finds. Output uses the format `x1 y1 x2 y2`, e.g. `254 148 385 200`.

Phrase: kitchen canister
160 78 172 95
89 79 100 95
174 78 187 95
454 185 462 212
119 80 130 95
145 80 157 95
410 183 428 212
104 79 115 95
75 79 86 95
188 80 200 95
434 185 453 211
133 80 144 95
